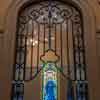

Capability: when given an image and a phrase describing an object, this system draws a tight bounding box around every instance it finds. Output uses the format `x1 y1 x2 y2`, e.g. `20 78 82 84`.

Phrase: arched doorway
11 1 88 100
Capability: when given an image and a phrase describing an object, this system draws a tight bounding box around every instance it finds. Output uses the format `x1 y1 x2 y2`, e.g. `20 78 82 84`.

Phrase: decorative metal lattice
11 1 88 100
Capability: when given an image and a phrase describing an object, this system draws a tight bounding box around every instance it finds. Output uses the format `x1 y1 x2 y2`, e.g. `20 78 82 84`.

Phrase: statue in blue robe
45 80 56 100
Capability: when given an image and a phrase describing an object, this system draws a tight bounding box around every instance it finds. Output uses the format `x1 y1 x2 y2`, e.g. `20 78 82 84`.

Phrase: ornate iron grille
11 1 88 100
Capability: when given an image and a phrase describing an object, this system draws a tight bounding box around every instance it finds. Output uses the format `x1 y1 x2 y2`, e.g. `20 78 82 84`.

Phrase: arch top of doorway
0 0 93 36
17 0 82 16
5 0 96 33
5 0 97 65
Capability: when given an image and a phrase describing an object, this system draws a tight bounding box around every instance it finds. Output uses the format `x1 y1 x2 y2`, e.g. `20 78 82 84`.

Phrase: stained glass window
42 63 57 100
11 1 88 100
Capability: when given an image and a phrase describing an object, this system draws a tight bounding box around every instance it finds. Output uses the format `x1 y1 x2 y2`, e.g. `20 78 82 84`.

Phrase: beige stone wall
0 0 100 100
0 0 12 30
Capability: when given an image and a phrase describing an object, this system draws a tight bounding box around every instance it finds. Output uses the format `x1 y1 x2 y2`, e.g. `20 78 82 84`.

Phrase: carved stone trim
98 0 100 4
96 30 100 39
96 30 100 34
0 29 4 35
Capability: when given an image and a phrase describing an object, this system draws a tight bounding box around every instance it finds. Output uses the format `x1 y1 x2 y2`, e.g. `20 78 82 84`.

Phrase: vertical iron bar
81 19 88 99
43 23 46 54
13 18 20 81
18 35 23 80
30 21 34 79
66 20 70 79
55 62 58 100
77 26 82 81
18 68 21 80
77 31 81 81
48 0 52 49
11 83 14 100
48 17 51 49
81 21 87 80
60 24 63 69
54 24 57 54
76 82 78 100
37 23 40 72
24 23 28 80
72 20 76 80
22 83 24 100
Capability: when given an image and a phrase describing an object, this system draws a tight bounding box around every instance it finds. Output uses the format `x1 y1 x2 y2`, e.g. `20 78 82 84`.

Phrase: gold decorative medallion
41 50 59 63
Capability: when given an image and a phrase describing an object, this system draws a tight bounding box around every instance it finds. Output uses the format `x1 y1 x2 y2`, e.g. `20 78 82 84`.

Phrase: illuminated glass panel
42 63 57 100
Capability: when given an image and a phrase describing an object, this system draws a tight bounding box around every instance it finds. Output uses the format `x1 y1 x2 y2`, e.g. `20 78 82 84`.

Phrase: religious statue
45 80 56 100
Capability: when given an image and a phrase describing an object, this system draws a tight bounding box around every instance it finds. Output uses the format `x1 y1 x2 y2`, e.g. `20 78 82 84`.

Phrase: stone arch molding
4 0 100 100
